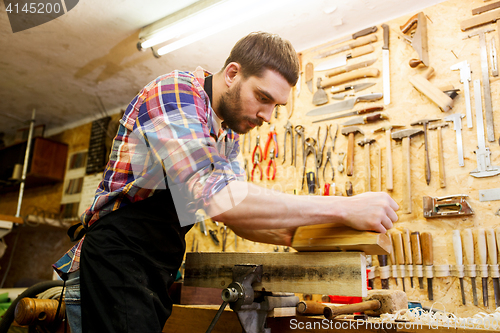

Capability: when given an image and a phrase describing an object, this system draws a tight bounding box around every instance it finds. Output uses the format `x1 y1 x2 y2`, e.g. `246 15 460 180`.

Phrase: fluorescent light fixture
138 0 292 56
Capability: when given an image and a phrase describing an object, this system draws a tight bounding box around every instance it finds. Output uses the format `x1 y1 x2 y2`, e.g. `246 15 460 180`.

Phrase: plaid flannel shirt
53 67 243 274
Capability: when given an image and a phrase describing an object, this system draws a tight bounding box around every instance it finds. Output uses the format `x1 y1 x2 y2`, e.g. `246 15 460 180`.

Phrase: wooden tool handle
365 113 385 123
305 63 314 82
321 68 379 88
495 228 500 257
385 130 393 191
400 13 419 33
409 59 426 68
408 67 454 112
378 254 388 266
297 301 328 315
436 126 446 188
392 232 405 265
421 67 435 80
325 67 347 77
323 300 380 319
421 232 433 266
349 34 378 48
351 44 374 58
486 228 497 265
477 229 487 265
347 133 355 176
14 298 66 326
452 230 463 266
358 106 384 115
402 228 412 265
462 229 475 265
410 231 422 265
388 235 396 265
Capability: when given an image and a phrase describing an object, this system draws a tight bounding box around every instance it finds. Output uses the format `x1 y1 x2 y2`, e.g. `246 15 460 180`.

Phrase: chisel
392 232 406 291
477 229 488 307
410 231 424 290
463 229 479 306
452 230 466 305
402 228 413 288
388 235 398 286
421 232 433 300
486 228 500 307
377 254 389 289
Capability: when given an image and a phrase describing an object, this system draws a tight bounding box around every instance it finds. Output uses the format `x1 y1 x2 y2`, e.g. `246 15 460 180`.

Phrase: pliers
322 124 338 183
283 121 293 164
264 125 279 160
302 137 318 191
251 135 263 181
266 148 277 180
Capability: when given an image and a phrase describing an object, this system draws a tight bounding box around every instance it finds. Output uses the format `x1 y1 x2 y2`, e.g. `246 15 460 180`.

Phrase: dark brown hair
223 32 299 86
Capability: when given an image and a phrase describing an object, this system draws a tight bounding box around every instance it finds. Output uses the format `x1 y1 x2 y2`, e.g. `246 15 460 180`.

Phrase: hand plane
400 12 429 68
423 195 474 218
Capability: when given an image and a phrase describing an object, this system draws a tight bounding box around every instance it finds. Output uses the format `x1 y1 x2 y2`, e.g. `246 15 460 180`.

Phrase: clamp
251 135 263 181
264 125 278 160
266 148 277 180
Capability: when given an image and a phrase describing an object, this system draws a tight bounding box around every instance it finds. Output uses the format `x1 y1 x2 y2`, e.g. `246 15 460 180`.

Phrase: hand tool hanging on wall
357 138 375 191
306 93 383 117
382 24 391 105
342 112 388 126
378 255 390 289
312 26 378 53
314 34 378 59
373 124 404 191
421 232 434 300
316 126 329 178
400 12 429 68
490 37 498 77
283 121 293 164
463 229 479 306
312 106 383 124
266 148 276 181
460 8 500 31
294 125 305 167
391 128 423 214
345 180 353 196
411 231 424 290
313 78 329 106
322 124 337 183
263 125 278 160
402 229 414 288
408 67 454 112
422 195 474 218
318 68 380 89
342 126 364 177
470 79 500 177
476 229 489 307
325 58 377 78
411 118 439 185
338 152 345 174
314 44 375 71
466 29 496 142
391 232 406 291
251 135 263 181
450 61 473 128
472 2 500 15
485 228 500 307
428 122 449 188
452 230 466 305
443 114 465 167
302 138 319 191
331 82 375 95
305 62 314 93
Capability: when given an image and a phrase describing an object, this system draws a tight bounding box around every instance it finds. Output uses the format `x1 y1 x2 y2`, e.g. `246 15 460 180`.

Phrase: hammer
428 122 449 188
358 138 376 192
410 118 439 185
373 125 404 191
341 126 364 176
323 289 407 319
391 128 423 214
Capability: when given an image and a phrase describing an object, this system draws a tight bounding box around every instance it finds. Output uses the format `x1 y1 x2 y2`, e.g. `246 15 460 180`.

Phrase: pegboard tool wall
185 0 500 316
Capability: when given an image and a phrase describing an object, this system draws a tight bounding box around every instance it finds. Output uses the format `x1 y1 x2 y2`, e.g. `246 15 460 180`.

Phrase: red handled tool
266 148 277 180
251 135 263 181
264 125 279 159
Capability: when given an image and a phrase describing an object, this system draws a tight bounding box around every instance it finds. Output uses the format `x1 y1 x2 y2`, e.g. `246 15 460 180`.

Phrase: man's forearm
206 181 398 233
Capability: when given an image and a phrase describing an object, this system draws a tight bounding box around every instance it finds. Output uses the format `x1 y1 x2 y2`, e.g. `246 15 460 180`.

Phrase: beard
217 81 262 134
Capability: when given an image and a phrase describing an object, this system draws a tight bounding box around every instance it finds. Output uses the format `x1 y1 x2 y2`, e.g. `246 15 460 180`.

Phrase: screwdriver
421 232 433 300
452 230 466 305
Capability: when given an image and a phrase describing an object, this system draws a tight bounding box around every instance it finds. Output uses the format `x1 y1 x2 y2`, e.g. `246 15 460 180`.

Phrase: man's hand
338 192 399 233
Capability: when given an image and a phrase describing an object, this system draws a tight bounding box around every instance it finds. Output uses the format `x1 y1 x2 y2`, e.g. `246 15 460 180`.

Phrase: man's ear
223 62 241 87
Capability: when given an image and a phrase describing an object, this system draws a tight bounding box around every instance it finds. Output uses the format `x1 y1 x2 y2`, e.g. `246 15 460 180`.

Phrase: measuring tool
450 61 473 128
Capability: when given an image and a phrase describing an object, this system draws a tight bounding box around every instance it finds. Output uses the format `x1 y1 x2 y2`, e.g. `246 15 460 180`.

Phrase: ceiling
0 0 445 143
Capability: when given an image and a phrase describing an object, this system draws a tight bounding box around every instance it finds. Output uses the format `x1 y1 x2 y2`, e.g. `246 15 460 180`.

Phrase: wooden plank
291 225 391 254
0 214 22 224
460 8 500 31
184 252 367 297
472 1 500 15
